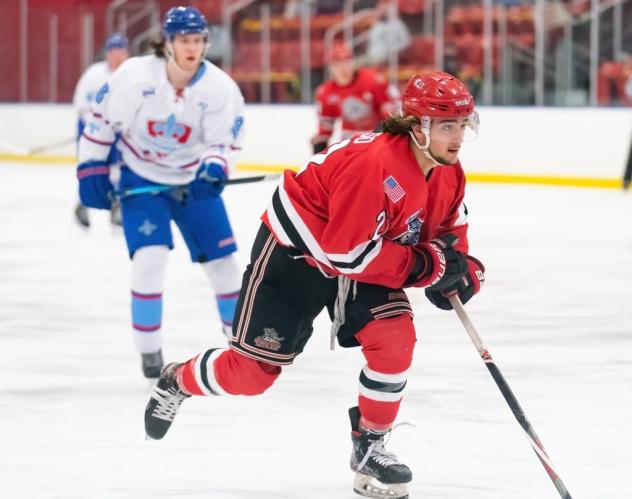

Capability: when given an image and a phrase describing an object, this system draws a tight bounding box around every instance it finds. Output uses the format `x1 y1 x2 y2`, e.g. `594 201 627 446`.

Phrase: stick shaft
112 173 282 199
449 296 573 499
29 136 76 155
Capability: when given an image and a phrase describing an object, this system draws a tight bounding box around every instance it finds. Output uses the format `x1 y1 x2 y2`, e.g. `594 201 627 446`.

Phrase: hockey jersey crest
146 114 193 154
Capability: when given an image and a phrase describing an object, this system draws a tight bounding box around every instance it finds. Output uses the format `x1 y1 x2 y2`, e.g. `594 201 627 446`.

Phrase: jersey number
307 132 380 168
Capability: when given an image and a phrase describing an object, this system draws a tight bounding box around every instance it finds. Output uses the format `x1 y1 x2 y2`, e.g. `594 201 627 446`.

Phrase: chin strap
408 128 449 167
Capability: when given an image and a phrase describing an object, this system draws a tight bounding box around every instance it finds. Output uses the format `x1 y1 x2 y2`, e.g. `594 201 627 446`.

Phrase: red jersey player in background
311 43 400 154
144 72 485 499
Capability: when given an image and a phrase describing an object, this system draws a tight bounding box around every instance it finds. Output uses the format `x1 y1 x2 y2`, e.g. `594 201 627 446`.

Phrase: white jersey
78 55 245 186
73 61 113 125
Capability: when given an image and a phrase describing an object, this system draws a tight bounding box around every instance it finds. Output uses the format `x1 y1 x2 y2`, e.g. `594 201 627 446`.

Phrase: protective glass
426 112 480 143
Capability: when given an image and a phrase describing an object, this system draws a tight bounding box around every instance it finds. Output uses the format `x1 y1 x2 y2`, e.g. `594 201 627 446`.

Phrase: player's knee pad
201 255 242 330
214 349 281 396
355 314 417 373
132 245 169 292
201 254 242 293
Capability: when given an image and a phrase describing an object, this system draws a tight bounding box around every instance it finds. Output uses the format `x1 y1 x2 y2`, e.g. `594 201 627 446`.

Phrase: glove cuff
406 242 445 288
77 160 110 180
466 255 485 294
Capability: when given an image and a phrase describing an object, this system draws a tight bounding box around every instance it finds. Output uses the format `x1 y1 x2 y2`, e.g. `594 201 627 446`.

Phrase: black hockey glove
405 234 468 291
425 255 485 310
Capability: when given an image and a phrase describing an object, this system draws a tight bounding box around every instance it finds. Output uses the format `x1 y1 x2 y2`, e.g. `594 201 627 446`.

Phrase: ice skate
141 350 164 379
74 202 90 228
349 407 412 499
144 362 190 440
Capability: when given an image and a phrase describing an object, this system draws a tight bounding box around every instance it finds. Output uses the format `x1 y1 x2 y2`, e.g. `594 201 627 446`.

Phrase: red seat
399 35 435 66
199 0 223 23
446 6 466 39
464 5 484 36
274 41 301 72
399 0 425 15
455 34 501 73
234 41 262 73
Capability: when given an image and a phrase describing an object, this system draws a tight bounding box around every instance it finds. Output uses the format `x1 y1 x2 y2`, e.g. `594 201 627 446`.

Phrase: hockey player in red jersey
145 71 485 499
310 43 400 154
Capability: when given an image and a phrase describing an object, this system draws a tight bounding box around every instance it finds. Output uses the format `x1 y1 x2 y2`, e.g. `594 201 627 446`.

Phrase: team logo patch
254 327 284 352
95 83 109 104
396 210 423 246
383 176 405 203
138 219 157 236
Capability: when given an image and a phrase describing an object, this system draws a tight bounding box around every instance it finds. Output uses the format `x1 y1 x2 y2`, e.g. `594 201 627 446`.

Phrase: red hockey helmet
402 71 474 118
329 43 353 62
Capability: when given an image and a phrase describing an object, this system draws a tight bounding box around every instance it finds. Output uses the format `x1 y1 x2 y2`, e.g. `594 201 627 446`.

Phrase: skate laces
150 385 188 422
357 422 414 472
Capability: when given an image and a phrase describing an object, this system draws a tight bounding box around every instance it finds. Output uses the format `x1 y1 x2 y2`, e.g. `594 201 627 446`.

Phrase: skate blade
353 473 409 499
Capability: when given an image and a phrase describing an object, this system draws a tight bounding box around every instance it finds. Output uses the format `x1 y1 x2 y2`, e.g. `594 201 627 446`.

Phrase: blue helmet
105 33 129 51
162 6 208 38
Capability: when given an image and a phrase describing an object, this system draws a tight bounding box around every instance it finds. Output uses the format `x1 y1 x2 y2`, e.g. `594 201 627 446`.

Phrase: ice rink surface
1 162 631 499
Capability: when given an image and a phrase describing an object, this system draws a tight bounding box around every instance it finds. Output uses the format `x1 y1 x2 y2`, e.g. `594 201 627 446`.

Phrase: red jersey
314 68 399 142
262 132 470 289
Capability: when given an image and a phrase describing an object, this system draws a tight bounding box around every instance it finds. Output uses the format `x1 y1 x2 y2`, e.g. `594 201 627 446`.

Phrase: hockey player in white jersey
77 6 245 379
72 33 129 228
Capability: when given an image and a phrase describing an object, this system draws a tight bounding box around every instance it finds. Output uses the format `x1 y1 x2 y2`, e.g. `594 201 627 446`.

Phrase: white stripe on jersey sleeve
276 175 333 267
265 197 293 248
454 201 468 227
333 240 383 275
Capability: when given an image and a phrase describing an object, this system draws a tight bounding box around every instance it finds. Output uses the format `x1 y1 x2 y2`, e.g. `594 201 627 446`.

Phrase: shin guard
355 315 416 431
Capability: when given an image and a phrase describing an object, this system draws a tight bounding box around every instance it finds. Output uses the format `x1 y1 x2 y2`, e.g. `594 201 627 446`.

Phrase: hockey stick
112 173 282 200
0 137 29 155
27 136 76 155
448 295 573 499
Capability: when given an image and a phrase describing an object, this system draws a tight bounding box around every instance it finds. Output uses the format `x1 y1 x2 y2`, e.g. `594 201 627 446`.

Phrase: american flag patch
383 176 405 203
